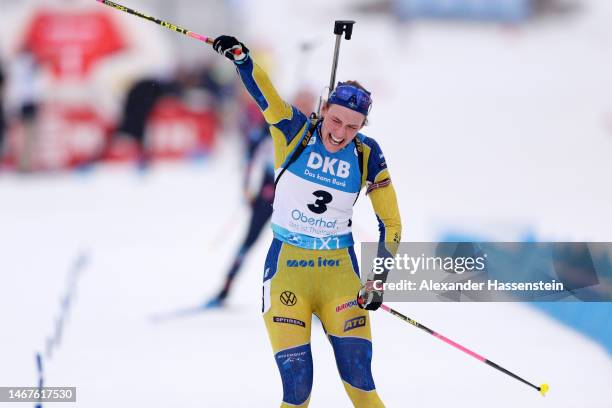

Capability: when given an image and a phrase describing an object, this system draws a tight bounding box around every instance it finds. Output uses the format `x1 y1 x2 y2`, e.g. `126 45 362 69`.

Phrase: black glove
357 280 383 311
213 35 249 62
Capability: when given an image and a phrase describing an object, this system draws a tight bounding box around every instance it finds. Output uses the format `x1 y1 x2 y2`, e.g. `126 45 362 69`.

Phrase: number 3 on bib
308 190 333 214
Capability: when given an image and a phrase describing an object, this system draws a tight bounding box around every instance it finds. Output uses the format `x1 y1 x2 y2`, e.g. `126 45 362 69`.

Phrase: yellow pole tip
539 383 549 396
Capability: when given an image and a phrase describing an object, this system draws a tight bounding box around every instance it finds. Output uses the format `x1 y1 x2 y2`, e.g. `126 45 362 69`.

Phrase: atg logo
343 316 366 332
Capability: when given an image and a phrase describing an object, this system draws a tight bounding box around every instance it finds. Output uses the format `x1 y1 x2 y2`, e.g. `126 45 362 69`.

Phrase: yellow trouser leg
314 246 385 408
342 381 385 408
263 241 315 407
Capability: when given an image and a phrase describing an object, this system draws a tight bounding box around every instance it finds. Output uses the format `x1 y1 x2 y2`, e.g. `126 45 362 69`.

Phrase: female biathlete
213 36 402 408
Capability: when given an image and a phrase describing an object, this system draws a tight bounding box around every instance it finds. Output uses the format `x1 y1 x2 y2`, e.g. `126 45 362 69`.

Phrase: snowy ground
2 0 612 407
1 148 611 407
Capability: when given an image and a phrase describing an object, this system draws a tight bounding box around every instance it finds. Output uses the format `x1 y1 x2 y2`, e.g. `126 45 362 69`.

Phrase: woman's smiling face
320 103 365 153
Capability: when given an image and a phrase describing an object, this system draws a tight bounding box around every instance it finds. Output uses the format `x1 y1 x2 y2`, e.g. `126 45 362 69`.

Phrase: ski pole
379 304 550 396
96 0 241 56
317 20 355 116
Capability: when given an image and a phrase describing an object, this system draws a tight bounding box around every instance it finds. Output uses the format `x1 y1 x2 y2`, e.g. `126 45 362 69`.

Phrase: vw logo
280 291 297 306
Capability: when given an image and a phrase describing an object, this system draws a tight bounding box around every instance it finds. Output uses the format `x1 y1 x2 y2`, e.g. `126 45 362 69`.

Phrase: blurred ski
148 301 222 323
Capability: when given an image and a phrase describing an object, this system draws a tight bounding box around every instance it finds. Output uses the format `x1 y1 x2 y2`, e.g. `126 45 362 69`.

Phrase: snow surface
1 150 611 407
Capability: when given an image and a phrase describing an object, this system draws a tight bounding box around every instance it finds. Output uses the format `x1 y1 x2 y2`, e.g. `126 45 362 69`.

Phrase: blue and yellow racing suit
234 55 402 407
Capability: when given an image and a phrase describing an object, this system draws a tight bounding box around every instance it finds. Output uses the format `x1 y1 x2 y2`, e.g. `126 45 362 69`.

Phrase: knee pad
329 335 376 391
275 344 313 405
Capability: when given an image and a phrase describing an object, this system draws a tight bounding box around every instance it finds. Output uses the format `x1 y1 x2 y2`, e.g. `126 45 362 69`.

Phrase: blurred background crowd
0 0 591 173
0 0 243 171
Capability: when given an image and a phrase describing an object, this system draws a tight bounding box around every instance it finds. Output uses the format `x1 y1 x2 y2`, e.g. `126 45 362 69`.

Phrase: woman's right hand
213 35 249 62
